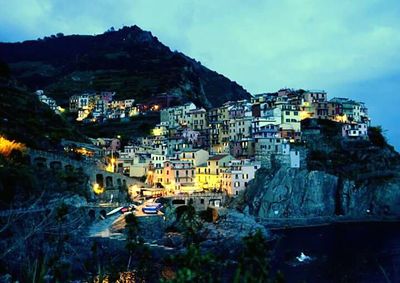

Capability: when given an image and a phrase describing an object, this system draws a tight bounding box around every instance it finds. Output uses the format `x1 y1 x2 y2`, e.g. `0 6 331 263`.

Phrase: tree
125 213 140 269
368 126 387 147
234 230 285 283
162 244 217 283
0 60 10 78
179 199 202 246
124 213 152 280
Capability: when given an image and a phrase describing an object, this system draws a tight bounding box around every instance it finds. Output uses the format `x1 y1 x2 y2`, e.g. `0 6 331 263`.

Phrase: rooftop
208 154 229 161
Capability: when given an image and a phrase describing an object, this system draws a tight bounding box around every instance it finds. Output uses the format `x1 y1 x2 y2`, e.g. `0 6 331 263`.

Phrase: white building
178 148 209 166
342 123 368 140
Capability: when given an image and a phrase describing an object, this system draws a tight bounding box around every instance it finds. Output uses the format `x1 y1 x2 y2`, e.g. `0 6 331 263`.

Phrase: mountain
0 25 250 108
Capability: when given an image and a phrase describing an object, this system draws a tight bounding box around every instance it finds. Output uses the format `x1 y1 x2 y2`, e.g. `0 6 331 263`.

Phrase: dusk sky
1 0 399 149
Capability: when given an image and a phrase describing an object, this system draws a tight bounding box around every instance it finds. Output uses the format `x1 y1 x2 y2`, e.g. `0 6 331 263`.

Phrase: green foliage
124 213 153 280
0 59 10 78
304 119 399 182
163 244 217 283
125 213 140 246
179 200 202 246
0 26 250 110
0 83 85 150
0 155 89 209
234 230 284 283
199 207 218 223
368 126 387 147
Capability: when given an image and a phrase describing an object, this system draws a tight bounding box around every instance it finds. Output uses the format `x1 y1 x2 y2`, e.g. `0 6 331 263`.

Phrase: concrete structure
27 149 140 198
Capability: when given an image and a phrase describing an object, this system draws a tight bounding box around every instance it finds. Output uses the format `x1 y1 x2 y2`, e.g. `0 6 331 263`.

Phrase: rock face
199 210 269 255
243 167 400 219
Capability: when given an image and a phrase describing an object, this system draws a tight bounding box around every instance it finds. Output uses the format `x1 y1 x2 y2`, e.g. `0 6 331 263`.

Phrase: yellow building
196 154 233 190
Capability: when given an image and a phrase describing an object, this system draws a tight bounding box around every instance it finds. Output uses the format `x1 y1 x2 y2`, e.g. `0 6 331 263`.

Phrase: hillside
0 25 250 108
0 75 85 149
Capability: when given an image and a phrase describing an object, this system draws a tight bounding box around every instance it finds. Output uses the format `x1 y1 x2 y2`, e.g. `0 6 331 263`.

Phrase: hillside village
38 88 371 198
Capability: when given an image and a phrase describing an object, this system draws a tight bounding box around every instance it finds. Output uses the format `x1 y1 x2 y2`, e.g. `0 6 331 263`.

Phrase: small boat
142 203 162 214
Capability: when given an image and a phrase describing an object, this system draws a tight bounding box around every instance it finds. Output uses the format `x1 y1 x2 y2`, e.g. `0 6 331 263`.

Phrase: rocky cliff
241 167 400 219
239 119 400 220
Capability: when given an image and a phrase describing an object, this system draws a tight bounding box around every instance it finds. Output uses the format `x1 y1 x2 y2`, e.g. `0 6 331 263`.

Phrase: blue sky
1 0 399 149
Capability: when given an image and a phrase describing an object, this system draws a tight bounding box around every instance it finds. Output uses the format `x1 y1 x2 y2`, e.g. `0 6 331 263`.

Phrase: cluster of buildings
68 91 153 122
105 88 370 197
35 90 65 114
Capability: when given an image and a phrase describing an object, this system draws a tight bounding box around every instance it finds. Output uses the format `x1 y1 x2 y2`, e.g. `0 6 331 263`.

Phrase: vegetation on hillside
0 79 85 149
0 25 250 108
303 119 400 183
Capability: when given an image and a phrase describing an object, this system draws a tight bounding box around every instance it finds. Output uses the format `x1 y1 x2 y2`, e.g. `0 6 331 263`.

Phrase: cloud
0 0 400 148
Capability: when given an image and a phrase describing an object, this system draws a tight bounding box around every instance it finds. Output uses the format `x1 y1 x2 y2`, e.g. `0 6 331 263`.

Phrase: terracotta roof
208 154 229 161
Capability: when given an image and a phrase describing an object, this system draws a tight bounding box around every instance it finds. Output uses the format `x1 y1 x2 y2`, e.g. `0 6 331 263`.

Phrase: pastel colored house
221 159 261 196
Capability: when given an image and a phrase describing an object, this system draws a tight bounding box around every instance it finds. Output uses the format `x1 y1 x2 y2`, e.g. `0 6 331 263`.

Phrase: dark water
271 222 400 283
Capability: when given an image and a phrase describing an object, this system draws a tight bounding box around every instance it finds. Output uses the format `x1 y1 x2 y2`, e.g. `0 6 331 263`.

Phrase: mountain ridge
0 25 251 108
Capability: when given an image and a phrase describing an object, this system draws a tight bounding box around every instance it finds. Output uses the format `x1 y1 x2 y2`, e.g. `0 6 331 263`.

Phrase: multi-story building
163 160 196 192
196 154 233 190
188 108 208 131
230 138 255 159
229 116 253 141
342 123 368 140
330 98 368 123
301 90 327 103
221 159 261 196
160 102 196 128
